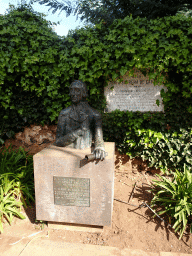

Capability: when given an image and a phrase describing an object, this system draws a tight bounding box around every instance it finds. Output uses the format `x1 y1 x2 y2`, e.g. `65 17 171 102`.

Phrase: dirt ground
1 123 192 254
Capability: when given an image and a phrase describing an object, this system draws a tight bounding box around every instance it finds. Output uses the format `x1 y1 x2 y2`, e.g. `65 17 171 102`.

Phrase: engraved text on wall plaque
53 176 90 207
104 70 168 112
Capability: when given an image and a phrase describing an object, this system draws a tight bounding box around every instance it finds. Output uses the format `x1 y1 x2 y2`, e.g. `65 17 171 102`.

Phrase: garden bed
1 125 192 254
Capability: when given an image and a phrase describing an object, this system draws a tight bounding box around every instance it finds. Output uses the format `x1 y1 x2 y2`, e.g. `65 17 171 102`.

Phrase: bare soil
1 123 192 254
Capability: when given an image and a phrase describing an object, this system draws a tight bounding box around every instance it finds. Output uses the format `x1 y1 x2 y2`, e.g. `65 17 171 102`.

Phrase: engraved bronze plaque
53 176 90 207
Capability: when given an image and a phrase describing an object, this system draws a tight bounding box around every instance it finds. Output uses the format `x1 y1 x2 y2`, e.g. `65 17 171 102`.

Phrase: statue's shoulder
86 104 101 119
59 106 72 117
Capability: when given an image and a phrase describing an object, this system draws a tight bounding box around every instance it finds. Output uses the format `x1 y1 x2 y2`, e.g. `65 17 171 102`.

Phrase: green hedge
0 5 192 173
102 110 192 174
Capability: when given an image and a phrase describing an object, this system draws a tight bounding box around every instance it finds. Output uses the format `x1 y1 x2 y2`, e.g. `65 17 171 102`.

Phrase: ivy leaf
156 99 160 106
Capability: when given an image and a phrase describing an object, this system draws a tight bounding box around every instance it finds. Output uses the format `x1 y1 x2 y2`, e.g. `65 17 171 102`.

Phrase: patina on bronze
80 152 108 168
53 80 106 160
53 176 90 207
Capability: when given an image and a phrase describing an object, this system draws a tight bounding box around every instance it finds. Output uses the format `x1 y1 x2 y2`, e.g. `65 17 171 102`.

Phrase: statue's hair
69 80 88 98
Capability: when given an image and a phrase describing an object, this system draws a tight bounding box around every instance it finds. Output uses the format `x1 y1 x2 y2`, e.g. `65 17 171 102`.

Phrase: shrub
0 145 34 233
124 128 192 174
150 164 192 239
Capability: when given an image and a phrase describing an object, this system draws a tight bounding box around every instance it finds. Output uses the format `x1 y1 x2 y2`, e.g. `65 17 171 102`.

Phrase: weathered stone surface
33 142 115 226
104 69 168 112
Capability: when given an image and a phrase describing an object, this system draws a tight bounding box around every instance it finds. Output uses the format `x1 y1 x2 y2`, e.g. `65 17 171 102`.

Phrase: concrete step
1 238 191 256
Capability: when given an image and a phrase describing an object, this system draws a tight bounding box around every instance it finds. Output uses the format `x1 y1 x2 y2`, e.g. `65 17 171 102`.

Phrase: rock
15 125 56 146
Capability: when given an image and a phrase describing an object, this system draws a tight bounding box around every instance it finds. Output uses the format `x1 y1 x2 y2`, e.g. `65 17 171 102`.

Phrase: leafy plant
33 0 192 26
0 145 35 232
0 145 35 203
103 110 191 175
124 127 192 174
150 164 192 239
0 174 26 233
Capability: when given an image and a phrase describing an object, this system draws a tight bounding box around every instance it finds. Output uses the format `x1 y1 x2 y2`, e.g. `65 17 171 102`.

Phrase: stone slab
104 69 168 112
1 240 121 256
33 142 115 227
3 238 191 256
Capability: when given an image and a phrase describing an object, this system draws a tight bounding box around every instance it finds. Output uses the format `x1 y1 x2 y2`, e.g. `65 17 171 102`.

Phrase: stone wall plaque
104 70 168 112
53 176 90 207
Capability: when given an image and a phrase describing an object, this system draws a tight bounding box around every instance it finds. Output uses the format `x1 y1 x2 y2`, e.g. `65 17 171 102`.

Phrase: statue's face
70 85 83 104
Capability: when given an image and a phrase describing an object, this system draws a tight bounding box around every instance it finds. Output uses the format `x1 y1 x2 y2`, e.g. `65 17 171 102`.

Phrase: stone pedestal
33 142 115 227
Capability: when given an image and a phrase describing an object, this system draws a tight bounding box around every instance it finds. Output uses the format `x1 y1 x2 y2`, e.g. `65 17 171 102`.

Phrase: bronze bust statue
53 80 106 160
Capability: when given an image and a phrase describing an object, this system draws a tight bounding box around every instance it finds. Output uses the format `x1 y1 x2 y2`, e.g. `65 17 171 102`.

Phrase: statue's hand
93 147 105 160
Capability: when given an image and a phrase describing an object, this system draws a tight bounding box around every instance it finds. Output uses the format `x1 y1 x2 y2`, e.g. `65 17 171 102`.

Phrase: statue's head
69 80 88 104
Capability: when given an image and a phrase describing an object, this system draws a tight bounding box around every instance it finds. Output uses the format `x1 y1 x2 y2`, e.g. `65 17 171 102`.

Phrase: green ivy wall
0 6 191 173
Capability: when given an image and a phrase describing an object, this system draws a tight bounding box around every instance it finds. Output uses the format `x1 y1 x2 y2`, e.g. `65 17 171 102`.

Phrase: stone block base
33 142 115 226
